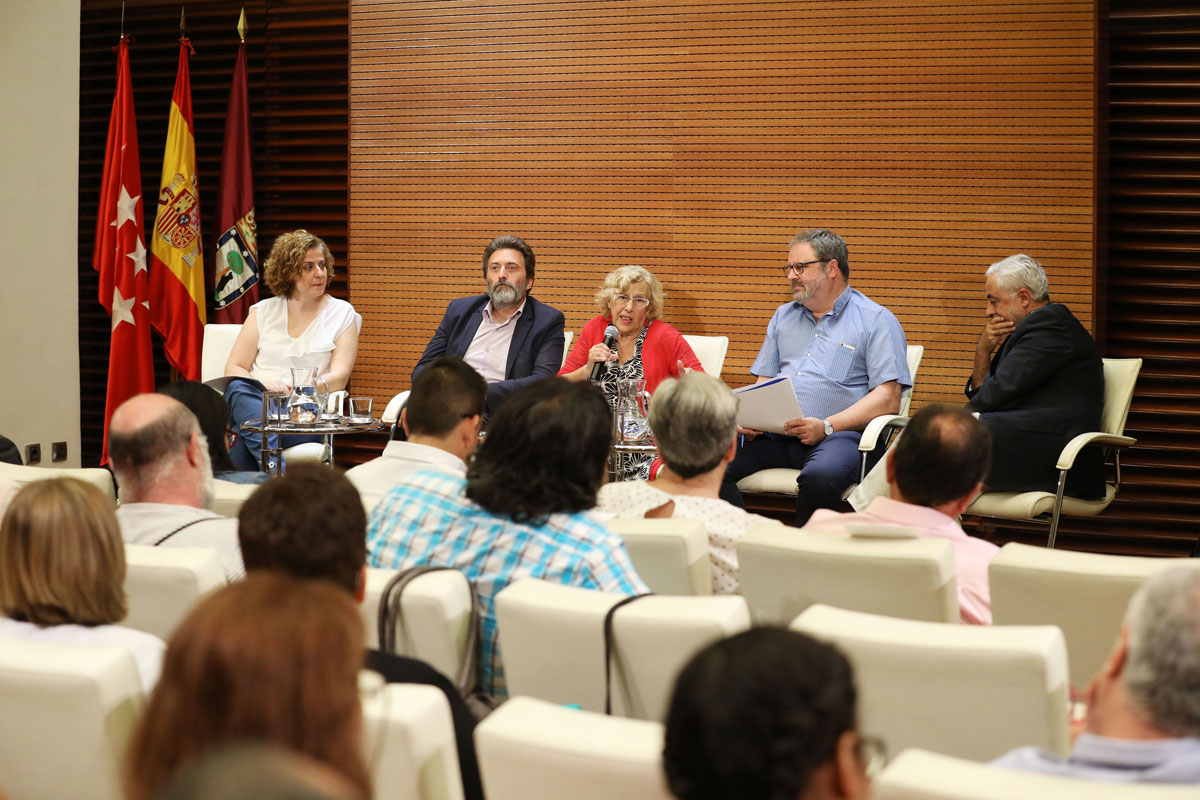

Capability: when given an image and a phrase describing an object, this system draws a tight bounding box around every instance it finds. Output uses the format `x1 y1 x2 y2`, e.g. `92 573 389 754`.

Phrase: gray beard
488 282 525 308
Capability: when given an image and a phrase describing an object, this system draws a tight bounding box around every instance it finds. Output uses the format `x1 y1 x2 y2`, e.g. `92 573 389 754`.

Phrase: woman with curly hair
223 230 362 470
123 573 371 800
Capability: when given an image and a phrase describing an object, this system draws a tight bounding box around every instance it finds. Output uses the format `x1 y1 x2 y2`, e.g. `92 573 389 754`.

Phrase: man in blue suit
414 235 565 413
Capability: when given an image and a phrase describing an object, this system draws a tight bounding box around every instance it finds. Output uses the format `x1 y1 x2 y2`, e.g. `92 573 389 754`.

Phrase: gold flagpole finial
179 6 186 36
237 7 247 43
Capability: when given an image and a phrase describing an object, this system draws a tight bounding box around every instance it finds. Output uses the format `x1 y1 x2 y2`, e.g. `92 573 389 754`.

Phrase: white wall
0 0 82 467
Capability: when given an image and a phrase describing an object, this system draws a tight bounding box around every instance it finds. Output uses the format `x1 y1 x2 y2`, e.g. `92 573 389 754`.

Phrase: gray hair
791 228 849 280
109 401 201 503
985 254 1050 302
648 372 737 479
1122 566 1200 736
594 265 665 321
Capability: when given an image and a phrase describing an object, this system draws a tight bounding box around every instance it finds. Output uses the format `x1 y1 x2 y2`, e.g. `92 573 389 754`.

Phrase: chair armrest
859 414 910 452
1056 433 1137 470
382 390 411 425
326 389 347 415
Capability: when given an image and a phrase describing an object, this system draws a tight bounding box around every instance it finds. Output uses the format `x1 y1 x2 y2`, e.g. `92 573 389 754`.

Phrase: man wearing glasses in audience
413 235 565 414
722 228 911 525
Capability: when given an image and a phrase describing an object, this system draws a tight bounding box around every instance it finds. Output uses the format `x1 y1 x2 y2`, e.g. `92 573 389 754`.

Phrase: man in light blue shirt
992 567 1200 784
722 228 911 524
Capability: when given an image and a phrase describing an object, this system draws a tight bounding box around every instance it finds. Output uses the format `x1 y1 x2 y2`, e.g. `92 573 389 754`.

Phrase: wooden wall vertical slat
347 0 1098 421
77 0 348 467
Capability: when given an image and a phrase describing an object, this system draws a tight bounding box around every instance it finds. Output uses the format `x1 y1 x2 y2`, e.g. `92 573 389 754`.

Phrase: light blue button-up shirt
750 287 911 422
992 733 1200 784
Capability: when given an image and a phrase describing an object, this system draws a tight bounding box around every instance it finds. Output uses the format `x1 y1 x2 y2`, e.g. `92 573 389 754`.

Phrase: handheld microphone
589 324 620 382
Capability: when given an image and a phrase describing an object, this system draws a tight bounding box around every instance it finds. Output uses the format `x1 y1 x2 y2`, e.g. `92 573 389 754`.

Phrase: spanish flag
149 37 205 379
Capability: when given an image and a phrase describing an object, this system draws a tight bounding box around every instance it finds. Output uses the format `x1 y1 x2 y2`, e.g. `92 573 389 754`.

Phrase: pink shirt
803 496 999 625
463 300 526 383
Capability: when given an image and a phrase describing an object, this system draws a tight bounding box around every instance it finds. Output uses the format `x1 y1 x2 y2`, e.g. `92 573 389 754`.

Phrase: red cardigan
559 315 704 393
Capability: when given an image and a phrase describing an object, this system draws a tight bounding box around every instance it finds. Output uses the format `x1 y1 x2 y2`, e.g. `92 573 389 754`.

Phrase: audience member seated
158 379 268 485
992 566 1200 783
122 574 371 800
346 357 485 510
413 234 564 414
108 393 245 580
560 265 702 480
367 378 649 696
594 371 780 593
223 229 362 471
0 434 20 465
155 743 363 800
238 464 484 800
0 478 165 691
802 403 1000 624
663 627 875 800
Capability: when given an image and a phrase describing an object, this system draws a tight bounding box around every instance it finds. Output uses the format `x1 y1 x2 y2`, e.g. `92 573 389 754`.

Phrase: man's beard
791 281 813 303
488 280 526 308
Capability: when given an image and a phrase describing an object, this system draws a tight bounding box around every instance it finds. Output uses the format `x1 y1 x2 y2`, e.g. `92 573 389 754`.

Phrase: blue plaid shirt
366 469 649 695
750 287 911 421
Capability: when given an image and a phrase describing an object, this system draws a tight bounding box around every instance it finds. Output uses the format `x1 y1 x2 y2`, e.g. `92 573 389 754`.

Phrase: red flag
93 37 154 464
213 39 260 322
149 37 206 379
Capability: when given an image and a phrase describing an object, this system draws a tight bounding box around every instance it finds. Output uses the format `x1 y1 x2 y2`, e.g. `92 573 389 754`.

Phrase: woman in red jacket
561 265 703 479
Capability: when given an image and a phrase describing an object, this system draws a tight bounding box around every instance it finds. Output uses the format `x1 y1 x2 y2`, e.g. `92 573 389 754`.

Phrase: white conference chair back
361 567 473 682
361 681 465 800
681 334 729 377
0 462 117 506
606 517 712 595
123 544 226 640
475 696 673 800
792 604 1070 762
0 638 145 800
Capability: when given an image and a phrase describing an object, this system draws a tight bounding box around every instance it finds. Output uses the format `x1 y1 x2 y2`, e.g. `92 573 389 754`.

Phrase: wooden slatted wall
347 0 1098 411
77 0 348 467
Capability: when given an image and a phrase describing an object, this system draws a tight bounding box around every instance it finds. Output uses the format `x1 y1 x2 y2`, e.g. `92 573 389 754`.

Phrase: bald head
109 393 206 505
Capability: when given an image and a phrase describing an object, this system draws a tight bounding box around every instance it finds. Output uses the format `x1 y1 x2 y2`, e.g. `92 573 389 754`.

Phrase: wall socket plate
25 443 41 464
51 442 67 462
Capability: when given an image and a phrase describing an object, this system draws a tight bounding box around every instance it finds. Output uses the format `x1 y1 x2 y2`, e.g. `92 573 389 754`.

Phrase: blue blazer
413 294 566 412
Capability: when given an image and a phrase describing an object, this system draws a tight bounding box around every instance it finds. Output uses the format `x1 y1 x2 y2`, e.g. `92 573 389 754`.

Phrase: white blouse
249 295 362 386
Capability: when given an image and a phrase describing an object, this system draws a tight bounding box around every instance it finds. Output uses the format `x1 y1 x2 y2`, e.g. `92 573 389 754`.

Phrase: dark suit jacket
413 294 566 412
966 303 1105 498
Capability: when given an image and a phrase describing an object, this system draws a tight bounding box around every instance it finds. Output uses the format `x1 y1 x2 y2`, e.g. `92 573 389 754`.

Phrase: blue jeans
224 379 320 472
721 431 871 526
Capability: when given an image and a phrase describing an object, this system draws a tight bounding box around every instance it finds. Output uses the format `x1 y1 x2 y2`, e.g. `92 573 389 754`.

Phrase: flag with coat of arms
149 36 206 379
93 36 154 464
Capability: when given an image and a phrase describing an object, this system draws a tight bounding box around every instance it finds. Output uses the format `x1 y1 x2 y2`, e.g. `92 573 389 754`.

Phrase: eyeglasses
614 294 650 309
783 259 826 275
855 734 888 779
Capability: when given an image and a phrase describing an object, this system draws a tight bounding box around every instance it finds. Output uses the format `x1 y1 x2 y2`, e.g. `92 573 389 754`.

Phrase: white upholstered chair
0 461 117 506
360 567 473 682
874 748 1200 800
494 579 749 719
0 638 145 800
737 523 958 624
474 696 673 800
209 478 259 518
123 544 226 640
965 358 1142 548
792 604 1070 762
736 344 924 495
605 517 712 595
681 333 729 378
361 681 465 800
989 542 1200 689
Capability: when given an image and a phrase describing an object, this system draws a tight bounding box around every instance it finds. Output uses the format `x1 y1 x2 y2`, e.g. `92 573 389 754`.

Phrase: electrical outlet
25 443 41 464
51 442 68 462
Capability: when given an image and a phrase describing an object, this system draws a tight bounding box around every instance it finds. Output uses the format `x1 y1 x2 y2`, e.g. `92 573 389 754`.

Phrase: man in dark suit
966 254 1105 498
414 234 565 413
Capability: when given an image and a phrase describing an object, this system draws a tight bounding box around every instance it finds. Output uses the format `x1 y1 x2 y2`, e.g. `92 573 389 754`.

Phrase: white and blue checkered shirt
366 469 649 695
751 287 911 421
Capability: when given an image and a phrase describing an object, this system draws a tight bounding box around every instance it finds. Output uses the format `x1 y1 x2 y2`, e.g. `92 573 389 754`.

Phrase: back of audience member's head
663 627 871 800
157 380 238 474
155 742 363 800
1121 566 1200 737
466 378 611 524
238 464 366 596
406 357 487 437
892 403 992 508
108 394 208 502
649 373 737 478
124 574 370 800
0 478 127 627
